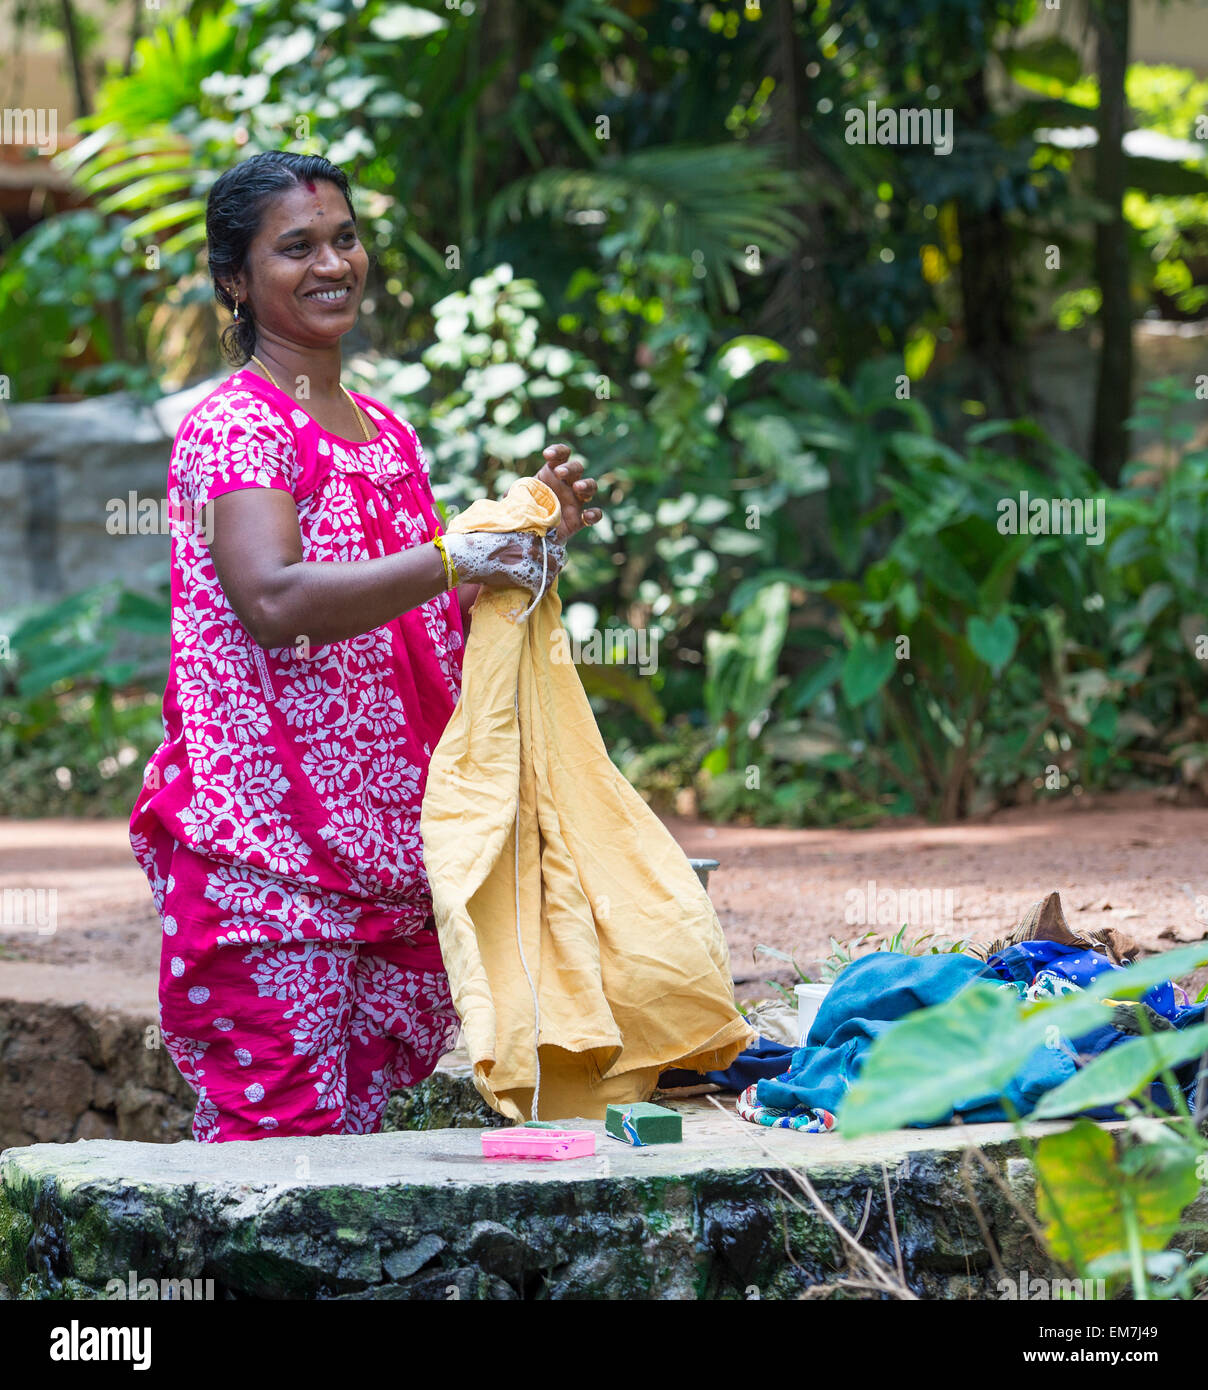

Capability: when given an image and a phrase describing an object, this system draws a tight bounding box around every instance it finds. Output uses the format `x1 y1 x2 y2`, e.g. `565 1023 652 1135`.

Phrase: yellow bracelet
432 532 459 590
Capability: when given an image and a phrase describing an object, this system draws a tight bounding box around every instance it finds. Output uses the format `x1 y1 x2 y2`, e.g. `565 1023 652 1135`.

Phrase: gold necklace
248 353 371 442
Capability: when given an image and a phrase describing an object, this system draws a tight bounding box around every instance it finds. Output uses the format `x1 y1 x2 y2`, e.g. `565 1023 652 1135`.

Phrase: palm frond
488 143 809 312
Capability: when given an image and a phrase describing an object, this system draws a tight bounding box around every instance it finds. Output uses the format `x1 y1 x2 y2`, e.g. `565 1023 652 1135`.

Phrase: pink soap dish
481 1129 596 1161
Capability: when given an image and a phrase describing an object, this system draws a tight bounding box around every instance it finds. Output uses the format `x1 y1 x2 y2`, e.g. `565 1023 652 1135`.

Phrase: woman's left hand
536 443 603 544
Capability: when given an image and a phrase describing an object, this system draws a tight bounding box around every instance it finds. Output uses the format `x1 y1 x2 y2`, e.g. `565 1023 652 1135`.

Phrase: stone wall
0 377 220 609
0 996 193 1148
0 991 503 1152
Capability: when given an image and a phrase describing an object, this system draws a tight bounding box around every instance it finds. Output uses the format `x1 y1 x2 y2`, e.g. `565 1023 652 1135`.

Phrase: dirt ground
2 788 1207 1009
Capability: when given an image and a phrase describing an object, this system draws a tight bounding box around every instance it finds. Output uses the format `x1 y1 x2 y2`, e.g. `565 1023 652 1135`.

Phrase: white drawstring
515 530 550 622
513 531 549 1120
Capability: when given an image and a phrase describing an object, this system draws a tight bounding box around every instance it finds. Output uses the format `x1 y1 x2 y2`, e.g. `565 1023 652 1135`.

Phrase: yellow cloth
420 477 755 1120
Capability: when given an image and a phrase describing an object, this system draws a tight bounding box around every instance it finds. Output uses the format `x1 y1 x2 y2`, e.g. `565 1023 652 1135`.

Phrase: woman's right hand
443 529 566 597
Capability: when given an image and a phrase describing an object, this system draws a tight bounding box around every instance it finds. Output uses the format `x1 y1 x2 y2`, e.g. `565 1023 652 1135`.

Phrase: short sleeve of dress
400 419 432 481
359 399 445 529
392 415 443 512
174 391 299 505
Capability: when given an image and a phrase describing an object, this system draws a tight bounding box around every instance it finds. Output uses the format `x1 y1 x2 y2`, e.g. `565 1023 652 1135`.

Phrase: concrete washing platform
1 1100 1087 1300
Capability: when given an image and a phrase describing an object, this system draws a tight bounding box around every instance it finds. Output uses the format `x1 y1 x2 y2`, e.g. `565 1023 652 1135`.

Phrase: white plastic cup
795 983 830 1046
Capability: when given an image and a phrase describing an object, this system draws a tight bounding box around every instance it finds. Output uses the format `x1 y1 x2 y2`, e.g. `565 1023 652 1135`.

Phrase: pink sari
130 371 465 1139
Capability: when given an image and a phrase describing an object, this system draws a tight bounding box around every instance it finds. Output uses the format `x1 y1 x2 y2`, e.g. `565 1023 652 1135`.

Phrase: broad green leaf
1035 1119 1200 1267
727 569 809 616
1107 526 1150 569
786 652 844 714
896 581 920 622
922 544 980 606
1030 1022 1208 1120
1084 699 1119 742
967 611 1019 674
700 746 728 776
10 587 106 645
112 589 169 633
577 662 665 733
977 532 1031 612
840 638 897 707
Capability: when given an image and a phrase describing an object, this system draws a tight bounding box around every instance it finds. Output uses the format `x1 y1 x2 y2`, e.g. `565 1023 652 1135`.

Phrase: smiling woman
129 150 602 1142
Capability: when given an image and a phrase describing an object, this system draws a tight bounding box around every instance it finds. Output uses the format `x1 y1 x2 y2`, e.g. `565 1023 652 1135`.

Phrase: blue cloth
657 1035 795 1092
978 940 1201 1025
754 948 1206 1127
804 952 987 1048
756 953 987 1116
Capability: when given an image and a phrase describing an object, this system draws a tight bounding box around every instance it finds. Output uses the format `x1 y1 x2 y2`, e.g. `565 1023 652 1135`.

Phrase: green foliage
0 208 198 400
8 1 1208 835
349 260 838 824
763 372 1208 823
0 572 169 817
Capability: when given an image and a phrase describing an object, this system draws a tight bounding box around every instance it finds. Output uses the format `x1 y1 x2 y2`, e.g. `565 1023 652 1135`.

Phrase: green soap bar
605 1102 682 1145
523 1121 563 1129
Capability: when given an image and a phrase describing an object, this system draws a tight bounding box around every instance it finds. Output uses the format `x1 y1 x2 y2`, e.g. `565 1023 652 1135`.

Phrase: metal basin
688 857 720 892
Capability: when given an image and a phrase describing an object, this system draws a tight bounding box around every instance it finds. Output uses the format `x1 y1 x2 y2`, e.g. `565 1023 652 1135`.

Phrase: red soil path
2 789 1206 1009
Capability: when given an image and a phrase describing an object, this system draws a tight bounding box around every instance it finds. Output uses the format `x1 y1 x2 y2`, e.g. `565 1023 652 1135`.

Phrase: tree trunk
124 0 144 77
57 0 91 119
955 66 1027 424
956 200 1026 421
764 0 808 362
1090 0 1132 487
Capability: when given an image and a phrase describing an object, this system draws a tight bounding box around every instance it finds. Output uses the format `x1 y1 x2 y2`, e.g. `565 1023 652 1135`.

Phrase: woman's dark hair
207 150 356 365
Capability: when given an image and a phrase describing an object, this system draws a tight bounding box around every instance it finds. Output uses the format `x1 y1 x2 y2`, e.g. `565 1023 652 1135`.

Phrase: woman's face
232 179 369 347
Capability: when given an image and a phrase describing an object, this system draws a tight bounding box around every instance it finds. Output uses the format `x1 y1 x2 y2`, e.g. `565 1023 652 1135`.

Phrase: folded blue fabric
657 1034 796 1092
